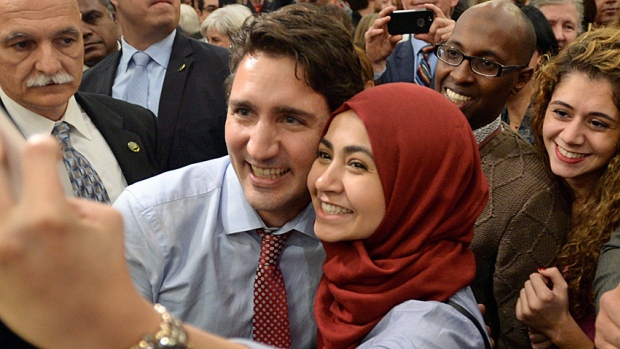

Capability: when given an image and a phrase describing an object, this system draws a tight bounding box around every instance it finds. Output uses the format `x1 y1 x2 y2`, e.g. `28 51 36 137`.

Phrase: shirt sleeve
595 227 620 311
114 188 167 303
356 290 488 349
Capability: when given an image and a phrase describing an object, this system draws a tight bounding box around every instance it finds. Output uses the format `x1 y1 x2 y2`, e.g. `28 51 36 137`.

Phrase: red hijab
314 83 489 348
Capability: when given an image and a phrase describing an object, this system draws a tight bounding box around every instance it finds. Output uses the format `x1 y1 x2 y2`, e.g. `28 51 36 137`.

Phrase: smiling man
435 2 570 348
116 5 364 349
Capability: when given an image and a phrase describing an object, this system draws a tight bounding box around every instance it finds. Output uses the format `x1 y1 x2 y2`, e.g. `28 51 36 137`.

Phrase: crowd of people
0 0 620 348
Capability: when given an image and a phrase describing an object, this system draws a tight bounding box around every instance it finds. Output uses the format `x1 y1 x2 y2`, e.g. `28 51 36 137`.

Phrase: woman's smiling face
308 110 386 243
543 72 620 191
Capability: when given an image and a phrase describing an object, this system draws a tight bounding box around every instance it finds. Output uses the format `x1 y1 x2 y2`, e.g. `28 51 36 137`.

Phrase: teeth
445 88 472 104
321 202 352 215
558 145 587 159
251 165 289 179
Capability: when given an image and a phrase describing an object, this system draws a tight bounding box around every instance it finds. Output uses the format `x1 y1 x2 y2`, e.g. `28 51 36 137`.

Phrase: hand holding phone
387 9 435 35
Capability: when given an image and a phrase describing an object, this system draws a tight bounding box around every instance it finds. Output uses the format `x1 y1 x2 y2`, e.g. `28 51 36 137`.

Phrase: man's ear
511 66 534 95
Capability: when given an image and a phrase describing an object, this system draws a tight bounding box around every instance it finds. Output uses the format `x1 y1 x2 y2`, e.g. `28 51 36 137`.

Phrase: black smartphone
387 9 435 35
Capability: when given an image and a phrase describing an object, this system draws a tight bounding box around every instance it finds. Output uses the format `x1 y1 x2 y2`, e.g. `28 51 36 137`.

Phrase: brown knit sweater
471 127 570 349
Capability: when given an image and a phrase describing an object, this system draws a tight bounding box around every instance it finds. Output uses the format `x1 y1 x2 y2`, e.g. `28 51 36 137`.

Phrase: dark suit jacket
75 92 159 184
0 92 158 185
0 92 158 349
79 31 230 172
377 37 436 88
378 38 416 85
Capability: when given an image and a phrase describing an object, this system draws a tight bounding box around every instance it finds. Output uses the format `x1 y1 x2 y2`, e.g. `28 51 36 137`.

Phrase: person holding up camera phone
364 0 457 86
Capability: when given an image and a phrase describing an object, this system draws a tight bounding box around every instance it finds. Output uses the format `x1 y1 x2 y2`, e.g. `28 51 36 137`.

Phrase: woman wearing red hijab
0 83 491 349
309 83 491 348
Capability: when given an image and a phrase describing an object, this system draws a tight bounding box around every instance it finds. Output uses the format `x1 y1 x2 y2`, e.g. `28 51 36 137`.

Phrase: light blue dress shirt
234 287 488 348
112 30 176 116
115 156 325 349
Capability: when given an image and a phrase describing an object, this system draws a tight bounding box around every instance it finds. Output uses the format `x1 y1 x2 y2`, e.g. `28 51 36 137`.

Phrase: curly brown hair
530 27 620 321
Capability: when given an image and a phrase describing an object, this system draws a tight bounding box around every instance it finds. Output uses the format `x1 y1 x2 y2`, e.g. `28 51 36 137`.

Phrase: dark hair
451 0 469 21
228 4 365 111
531 27 620 321
521 5 559 56
582 0 597 31
348 0 369 11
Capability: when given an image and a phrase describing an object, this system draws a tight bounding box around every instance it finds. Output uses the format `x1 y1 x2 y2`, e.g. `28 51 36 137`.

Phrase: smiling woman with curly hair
516 27 620 349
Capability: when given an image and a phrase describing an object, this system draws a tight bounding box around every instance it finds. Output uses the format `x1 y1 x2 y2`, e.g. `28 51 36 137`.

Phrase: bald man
434 2 570 347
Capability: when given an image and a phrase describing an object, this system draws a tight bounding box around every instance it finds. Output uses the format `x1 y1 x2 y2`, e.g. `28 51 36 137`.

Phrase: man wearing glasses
435 2 570 349
198 0 219 22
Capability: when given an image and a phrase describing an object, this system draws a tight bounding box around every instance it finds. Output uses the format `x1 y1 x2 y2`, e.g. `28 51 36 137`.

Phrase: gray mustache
26 73 75 87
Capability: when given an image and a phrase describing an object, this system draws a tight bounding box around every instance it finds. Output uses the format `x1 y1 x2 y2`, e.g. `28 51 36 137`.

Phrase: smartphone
387 9 435 35
0 107 24 200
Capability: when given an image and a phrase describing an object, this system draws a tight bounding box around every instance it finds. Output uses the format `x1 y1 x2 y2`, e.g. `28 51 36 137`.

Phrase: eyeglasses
435 44 527 78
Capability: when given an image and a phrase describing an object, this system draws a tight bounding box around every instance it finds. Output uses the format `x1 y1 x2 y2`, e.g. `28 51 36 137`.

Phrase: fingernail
538 267 546 271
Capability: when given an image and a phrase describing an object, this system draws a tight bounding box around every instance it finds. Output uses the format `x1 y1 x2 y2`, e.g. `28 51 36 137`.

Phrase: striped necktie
416 44 434 87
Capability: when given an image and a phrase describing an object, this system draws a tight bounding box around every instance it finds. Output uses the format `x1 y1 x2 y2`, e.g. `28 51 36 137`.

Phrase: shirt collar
0 87 90 140
473 116 502 144
411 36 432 54
119 29 176 72
221 162 317 239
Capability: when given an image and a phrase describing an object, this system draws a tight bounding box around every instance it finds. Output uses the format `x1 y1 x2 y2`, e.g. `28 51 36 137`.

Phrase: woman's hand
516 267 592 348
0 135 160 349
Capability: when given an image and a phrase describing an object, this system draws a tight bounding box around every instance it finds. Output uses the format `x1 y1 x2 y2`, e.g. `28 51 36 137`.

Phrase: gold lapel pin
178 63 186 72
127 141 141 153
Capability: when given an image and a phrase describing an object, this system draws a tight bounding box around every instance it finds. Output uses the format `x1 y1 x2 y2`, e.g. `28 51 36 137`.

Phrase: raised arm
0 135 246 349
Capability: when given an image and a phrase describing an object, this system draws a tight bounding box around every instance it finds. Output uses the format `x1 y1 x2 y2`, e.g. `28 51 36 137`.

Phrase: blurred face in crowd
225 53 331 227
594 0 620 26
206 29 231 49
0 0 83 121
401 0 457 18
79 0 119 67
380 0 396 9
543 72 620 192
308 110 386 242
111 0 180 48
199 0 219 22
538 2 579 49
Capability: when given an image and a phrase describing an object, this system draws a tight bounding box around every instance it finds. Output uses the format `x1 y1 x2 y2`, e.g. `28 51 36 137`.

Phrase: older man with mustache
0 0 159 345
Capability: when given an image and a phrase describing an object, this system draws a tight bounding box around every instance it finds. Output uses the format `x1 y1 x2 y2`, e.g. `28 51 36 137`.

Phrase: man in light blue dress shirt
115 6 366 349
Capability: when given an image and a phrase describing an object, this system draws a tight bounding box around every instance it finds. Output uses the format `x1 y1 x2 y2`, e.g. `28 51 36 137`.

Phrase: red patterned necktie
252 229 292 349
